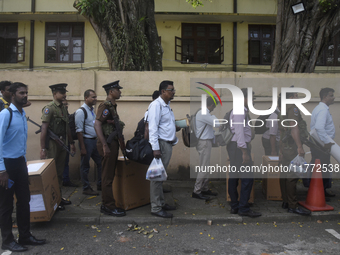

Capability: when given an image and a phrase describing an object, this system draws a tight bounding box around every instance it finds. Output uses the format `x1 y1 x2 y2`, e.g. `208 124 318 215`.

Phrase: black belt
159 139 175 145
84 137 97 140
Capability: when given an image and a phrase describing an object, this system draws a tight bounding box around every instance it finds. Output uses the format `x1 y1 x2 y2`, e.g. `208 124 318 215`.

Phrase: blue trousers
227 141 254 213
80 138 102 190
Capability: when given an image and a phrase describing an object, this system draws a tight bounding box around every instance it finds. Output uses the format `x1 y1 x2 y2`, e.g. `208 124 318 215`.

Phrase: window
0 23 25 63
317 33 340 66
45 23 84 63
175 23 224 64
248 25 275 65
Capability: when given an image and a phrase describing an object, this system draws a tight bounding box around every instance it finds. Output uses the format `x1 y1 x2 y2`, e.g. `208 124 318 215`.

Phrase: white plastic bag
289 155 308 178
146 158 168 181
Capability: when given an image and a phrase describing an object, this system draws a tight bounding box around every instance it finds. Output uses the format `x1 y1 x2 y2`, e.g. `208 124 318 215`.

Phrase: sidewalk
52 179 340 226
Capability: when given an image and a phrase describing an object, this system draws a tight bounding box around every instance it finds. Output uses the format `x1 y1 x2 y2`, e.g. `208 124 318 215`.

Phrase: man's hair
84 89 95 98
105 88 116 95
319 88 335 101
207 96 218 107
0 80 12 91
152 90 160 100
159 80 173 93
9 82 27 94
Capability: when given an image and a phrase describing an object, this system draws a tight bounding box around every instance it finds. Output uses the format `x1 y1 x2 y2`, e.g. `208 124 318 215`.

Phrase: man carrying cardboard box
0 82 46 252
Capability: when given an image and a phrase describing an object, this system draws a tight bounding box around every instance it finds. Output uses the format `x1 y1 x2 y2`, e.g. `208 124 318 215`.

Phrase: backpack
182 109 207 148
214 109 234 146
0 99 5 112
69 107 87 141
6 108 13 130
126 115 153 165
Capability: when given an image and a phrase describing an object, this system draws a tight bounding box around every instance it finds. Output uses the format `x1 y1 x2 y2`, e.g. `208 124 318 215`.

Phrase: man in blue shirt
309 88 336 198
76 89 102 195
0 82 46 252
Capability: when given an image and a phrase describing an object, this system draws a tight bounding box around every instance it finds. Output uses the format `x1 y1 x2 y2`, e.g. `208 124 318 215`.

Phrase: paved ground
54 179 340 225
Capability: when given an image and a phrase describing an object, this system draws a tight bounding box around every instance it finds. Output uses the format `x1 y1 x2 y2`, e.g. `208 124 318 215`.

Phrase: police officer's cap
49 83 68 93
102 80 123 91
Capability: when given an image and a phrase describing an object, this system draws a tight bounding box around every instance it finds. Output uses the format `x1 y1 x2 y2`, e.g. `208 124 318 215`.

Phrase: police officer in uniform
279 91 311 215
40 84 76 210
94 81 126 217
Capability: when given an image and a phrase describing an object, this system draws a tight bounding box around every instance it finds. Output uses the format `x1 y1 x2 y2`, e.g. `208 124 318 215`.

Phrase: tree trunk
74 0 162 71
272 0 340 73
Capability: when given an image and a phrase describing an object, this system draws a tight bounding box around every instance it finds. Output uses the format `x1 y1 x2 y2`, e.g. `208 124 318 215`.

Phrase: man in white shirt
76 89 102 196
148 81 179 218
192 97 219 200
310 88 336 197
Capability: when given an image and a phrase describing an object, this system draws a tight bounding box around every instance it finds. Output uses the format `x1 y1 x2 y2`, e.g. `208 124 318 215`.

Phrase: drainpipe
29 0 35 70
233 0 237 72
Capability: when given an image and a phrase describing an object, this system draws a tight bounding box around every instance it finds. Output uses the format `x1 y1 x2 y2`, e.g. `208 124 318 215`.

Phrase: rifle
106 114 128 165
27 117 75 157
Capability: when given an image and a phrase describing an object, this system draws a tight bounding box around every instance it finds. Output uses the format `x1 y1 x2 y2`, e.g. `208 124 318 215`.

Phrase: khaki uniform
41 99 69 191
96 101 124 210
279 104 302 209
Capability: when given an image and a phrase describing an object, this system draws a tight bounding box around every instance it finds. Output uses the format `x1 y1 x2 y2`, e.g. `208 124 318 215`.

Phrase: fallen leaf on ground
317 220 322 223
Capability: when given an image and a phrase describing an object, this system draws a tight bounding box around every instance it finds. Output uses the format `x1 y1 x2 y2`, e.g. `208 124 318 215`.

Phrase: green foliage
186 0 212 8
319 0 339 13
75 0 150 70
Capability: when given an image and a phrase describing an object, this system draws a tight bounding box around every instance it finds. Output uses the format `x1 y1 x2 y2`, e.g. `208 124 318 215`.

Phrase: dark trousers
262 137 279 156
97 140 119 209
227 141 254 213
303 145 332 189
0 157 30 244
80 138 102 190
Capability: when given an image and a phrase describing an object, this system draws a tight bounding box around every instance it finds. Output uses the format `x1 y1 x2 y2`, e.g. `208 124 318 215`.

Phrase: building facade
1 0 339 72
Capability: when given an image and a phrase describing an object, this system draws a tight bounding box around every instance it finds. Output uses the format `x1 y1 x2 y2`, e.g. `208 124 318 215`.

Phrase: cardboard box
262 155 282 201
226 154 255 203
26 159 61 222
112 157 150 210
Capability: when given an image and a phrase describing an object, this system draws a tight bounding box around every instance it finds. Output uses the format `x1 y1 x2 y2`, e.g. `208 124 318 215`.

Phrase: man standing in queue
94 81 126 217
148 80 178 218
228 88 261 218
0 82 46 252
279 91 311 215
40 84 76 210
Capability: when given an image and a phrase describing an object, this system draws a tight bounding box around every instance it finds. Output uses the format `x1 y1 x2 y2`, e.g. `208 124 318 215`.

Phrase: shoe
63 181 78 187
97 185 102 191
83 188 99 196
57 205 65 211
162 204 176 211
288 207 311 216
18 235 46 246
151 209 173 218
282 202 288 209
230 208 238 214
60 198 72 206
201 190 218 196
100 205 126 217
1 241 27 252
325 190 335 197
238 209 262 218
192 192 210 200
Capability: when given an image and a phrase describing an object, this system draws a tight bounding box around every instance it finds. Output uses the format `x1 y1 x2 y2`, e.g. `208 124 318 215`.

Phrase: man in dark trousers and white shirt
310 88 336 198
148 80 178 218
192 96 219 200
228 88 261 218
0 82 46 252
76 89 102 196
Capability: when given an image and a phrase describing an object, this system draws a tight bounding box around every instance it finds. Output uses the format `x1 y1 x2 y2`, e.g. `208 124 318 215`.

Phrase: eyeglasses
165 89 176 93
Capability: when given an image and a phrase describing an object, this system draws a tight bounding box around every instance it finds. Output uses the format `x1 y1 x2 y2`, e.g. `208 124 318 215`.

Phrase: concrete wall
1 70 340 180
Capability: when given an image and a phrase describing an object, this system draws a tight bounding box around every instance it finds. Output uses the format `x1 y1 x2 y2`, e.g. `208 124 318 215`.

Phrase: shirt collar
53 99 62 107
83 103 93 111
9 103 26 116
319 102 329 110
157 96 170 107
